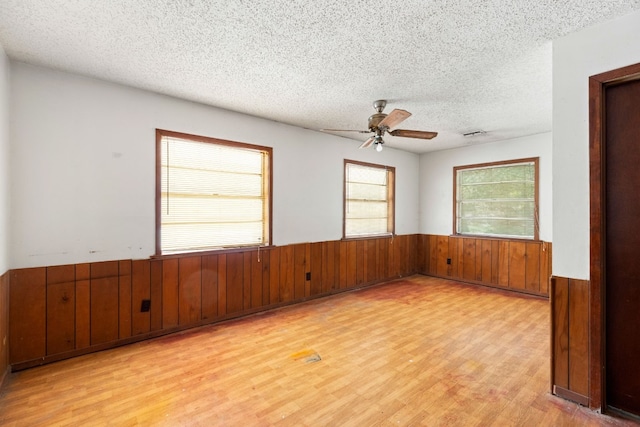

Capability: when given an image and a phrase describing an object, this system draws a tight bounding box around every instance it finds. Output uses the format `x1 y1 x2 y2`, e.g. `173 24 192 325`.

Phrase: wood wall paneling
131 260 151 335
46 265 76 355
474 239 483 282
249 250 263 309
568 279 589 397
201 255 218 320
390 237 400 279
304 244 311 295
242 251 252 311
481 240 492 283
321 241 328 293
444 237 455 277
346 241 357 288
365 239 377 284
419 235 550 298
490 240 500 285
409 235 417 275
525 243 541 293
279 247 293 303
540 244 551 295
379 238 389 281
178 256 202 325
508 242 526 291
149 260 163 331
217 254 227 316
454 237 463 279
376 238 390 283
392 236 400 277
423 234 431 274
355 241 365 286
372 238 380 280
0 272 8 385
118 260 132 339
426 235 434 275
551 276 589 405
401 236 408 276
310 242 322 296
225 253 244 314
161 258 179 329
268 248 281 304
418 235 430 274
331 241 339 290
417 235 427 275
260 250 270 306
463 238 476 281
498 241 510 287
75 264 91 350
428 235 437 276
9 234 554 370
90 261 119 346
389 237 397 279
338 241 348 289
293 244 307 299
409 235 419 275
552 277 570 389
10 268 46 363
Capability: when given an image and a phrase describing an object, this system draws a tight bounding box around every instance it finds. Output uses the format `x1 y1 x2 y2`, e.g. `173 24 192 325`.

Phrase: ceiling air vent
463 130 486 137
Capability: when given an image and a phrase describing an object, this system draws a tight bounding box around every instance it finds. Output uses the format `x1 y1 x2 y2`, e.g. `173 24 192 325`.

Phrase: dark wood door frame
589 62 640 411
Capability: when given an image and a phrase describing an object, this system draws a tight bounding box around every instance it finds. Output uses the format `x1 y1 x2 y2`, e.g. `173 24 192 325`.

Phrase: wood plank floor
0 275 635 426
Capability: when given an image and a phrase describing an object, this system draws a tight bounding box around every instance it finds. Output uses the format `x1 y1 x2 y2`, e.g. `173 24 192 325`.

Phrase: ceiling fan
323 100 438 151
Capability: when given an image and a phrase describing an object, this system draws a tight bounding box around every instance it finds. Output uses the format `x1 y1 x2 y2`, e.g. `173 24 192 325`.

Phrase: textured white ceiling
1 1 640 153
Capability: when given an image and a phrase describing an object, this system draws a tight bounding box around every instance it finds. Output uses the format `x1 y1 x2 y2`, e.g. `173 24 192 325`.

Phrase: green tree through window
454 158 538 239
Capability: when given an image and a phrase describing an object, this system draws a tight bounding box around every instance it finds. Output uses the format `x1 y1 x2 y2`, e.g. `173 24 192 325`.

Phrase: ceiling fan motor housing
368 113 387 131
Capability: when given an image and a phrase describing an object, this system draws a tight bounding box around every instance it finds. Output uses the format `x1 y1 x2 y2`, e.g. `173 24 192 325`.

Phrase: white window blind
455 160 537 239
344 161 395 238
159 132 270 254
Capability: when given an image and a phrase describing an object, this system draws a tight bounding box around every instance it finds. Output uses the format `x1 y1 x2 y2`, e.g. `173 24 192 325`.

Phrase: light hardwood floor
0 275 635 426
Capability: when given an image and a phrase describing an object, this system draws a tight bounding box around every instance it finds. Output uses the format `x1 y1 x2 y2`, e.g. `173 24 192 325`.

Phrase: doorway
590 62 640 419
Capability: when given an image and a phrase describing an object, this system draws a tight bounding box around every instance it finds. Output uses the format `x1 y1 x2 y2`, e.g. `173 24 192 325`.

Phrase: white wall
419 132 552 241
553 9 640 280
9 62 420 269
0 46 9 275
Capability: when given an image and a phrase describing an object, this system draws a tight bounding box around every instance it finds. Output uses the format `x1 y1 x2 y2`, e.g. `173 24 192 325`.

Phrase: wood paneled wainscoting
0 271 8 387
550 276 589 406
8 235 417 370
417 234 552 297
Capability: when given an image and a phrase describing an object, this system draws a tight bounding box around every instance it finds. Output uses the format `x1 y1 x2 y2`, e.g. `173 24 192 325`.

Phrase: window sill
341 234 396 242
450 233 542 243
152 245 275 260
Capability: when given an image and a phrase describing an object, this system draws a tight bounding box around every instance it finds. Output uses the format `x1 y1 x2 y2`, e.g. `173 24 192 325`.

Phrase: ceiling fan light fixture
373 134 384 151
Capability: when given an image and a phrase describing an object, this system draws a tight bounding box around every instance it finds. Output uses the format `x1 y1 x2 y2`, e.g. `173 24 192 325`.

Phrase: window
454 158 538 240
344 160 395 238
156 129 272 255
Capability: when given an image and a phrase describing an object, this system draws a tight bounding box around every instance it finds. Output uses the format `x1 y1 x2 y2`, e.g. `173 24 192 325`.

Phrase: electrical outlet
140 299 151 312
447 258 452 265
